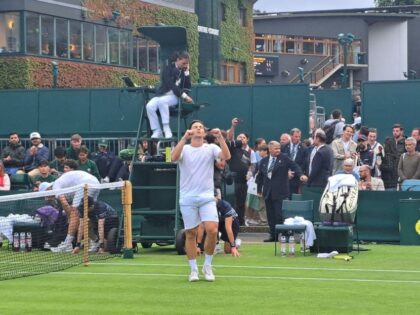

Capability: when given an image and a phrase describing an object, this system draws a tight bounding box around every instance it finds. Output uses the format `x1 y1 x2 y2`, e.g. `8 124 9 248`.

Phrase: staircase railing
308 52 344 85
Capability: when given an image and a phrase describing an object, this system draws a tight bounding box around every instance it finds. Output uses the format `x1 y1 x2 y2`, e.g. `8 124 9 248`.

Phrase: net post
122 180 133 258
83 184 89 266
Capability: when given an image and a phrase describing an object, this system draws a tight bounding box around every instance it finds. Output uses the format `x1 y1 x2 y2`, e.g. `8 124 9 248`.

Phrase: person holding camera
356 134 375 172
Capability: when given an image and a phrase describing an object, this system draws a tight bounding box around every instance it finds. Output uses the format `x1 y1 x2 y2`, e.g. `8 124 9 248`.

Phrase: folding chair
291 193 303 201
274 200 314 256
10 174 32 191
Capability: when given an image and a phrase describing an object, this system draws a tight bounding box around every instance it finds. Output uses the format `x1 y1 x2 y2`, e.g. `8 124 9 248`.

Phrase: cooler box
312 225 354 253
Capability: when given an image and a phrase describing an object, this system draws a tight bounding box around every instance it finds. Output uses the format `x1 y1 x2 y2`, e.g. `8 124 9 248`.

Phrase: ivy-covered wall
0 57 159 89
220 0 255 83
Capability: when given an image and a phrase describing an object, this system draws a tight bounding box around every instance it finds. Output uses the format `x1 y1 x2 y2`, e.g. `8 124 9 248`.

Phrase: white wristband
181 92 188 99
184 70 189 76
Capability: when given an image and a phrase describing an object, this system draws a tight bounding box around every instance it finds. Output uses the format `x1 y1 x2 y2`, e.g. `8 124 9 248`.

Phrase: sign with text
254 55 279 77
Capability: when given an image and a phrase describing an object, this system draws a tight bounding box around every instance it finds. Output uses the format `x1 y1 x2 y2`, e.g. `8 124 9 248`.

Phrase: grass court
1 242 420 314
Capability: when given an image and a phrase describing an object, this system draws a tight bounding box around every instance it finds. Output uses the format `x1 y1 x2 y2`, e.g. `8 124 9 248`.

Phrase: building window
69 21 81 59
95 25 107 63
82 23 94 61
220 62 245 83
239 7 247 27
254 33 361 59
21 11 133 67
26 13 40 54
56 18 68 58
41 16 54 56
148 41 159 73
120 30 130 66
134 37 160 73
0 12 21 53
108 28 119 64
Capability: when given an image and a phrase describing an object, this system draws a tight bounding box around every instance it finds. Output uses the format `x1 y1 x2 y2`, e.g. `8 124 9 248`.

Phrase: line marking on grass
89 262 420 274
54 271 420 284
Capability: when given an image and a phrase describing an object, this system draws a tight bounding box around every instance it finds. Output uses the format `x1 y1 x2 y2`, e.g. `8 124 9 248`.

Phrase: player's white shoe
202 265 215 282
189 269 199 282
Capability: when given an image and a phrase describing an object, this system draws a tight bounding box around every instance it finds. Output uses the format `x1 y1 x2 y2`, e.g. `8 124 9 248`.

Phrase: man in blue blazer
305 130 333 188
282 128 308 195
256 141 307 242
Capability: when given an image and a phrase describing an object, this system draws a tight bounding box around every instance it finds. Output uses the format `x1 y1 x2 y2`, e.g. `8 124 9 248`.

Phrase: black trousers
234 181 247 225
288 178 301 197
265 197 284 238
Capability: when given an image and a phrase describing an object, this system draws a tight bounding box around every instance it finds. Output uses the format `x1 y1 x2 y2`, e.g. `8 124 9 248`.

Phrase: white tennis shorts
179 195 219 230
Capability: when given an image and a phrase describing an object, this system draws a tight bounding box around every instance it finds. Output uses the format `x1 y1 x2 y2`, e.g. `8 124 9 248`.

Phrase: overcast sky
254 0 376 12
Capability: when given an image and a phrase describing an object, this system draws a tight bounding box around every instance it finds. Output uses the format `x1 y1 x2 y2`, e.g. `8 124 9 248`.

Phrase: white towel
284 216 316 247
327 174 357 193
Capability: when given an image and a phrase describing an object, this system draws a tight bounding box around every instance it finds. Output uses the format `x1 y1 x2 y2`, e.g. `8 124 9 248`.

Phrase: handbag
247 176 258 196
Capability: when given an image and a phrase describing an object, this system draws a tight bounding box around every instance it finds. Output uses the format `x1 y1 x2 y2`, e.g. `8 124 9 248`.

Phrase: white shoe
88 240 100 253
50 242 73 253
202 265 215 282
164 130 173 139
189 269 199 282
235 239 242 249
247 219 259 226
214 243 223 255
151 130 163 138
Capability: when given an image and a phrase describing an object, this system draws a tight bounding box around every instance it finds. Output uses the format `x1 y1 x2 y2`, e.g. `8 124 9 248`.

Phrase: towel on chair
284 216 316 247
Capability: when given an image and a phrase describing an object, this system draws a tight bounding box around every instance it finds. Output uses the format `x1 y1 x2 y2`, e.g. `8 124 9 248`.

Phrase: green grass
1 243 420 314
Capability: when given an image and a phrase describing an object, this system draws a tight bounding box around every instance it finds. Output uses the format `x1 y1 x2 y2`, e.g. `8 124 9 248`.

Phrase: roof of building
254 5 419 23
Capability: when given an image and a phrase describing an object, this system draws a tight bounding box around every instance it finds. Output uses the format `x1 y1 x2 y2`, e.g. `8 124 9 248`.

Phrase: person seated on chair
73 197 118 254
91 139 116 183
217 199 241 257
359 164 385 191
49 146 67 177
77 146 101 181
66 134 83 160
0 161 11 191
31 160 56 191
335 158 360 181
20 132 50 178
146 51 193 139
1 131 25 175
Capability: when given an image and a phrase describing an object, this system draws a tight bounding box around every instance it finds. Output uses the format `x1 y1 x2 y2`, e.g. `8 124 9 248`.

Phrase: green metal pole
342 44 347 89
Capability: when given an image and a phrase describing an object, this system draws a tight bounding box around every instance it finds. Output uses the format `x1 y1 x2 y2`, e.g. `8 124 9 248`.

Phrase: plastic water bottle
26 232 32 252
300 233 305 252
280 235 287 257
19 232 26 252
13 232 20 252
289 235 295 257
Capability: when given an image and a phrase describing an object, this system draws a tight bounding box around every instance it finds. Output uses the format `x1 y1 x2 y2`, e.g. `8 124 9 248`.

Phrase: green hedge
0 57 159 89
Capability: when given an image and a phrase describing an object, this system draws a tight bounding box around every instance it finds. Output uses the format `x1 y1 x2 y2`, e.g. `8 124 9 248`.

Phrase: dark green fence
1 84 312 141
363 80 420 142
0 89 144 137
193 84 310 142
312 88 353 123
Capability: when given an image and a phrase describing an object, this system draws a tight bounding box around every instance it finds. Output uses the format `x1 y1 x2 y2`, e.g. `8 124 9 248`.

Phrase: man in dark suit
306 130 333 188
283 128 308 195
256 141 308 242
